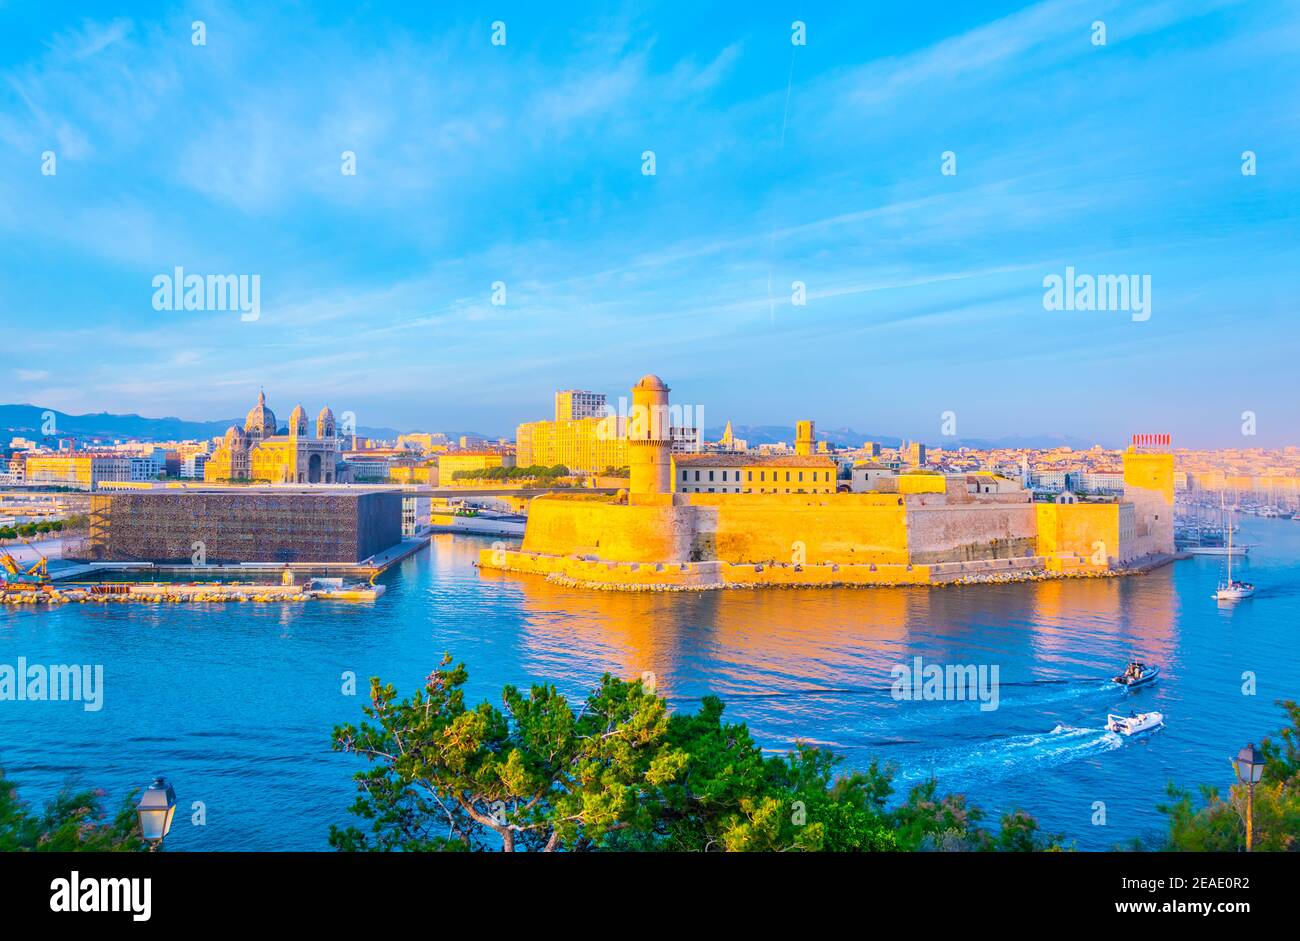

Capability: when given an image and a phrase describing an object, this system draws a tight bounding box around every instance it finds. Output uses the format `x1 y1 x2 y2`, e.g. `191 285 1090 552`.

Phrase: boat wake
893 724 1124 792
859 680 1117 737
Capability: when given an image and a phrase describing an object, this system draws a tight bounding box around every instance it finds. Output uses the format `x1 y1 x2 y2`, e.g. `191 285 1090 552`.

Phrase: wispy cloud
1 0 1296 446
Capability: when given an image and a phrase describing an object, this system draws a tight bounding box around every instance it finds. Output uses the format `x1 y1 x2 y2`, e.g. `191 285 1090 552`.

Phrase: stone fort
479 374 1175 590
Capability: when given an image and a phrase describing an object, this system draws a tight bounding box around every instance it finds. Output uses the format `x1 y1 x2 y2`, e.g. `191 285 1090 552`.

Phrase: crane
1 546 50 585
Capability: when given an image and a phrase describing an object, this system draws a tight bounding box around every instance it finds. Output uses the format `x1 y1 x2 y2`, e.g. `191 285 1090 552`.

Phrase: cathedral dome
243 390 277 440
223 425 247 449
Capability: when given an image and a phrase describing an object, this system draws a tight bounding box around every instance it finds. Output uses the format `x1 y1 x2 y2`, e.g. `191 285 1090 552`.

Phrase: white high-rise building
554 390 607 422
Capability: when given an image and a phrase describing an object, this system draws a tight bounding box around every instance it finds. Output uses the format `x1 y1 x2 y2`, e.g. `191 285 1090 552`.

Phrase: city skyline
3 0 1299 447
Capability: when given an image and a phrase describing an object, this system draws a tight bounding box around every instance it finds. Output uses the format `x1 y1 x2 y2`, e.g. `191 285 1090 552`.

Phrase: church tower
317 407 336 439
627 374 672 498
288 405 309 439
795 420 815 456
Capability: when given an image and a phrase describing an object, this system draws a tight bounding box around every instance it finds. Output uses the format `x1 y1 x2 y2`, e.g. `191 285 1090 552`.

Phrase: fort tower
627 374 673 497
1122 433 1175 556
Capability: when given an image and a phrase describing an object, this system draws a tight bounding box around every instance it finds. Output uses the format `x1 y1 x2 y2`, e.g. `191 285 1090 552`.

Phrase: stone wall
685 492 910 565
906 502 1039 564
521 496 696 562
511 489 1143 585
1035 502 1121 565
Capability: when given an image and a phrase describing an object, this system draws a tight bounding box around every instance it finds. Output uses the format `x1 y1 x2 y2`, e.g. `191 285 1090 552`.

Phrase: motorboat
1107 712 1164 736
1112 662 1160 688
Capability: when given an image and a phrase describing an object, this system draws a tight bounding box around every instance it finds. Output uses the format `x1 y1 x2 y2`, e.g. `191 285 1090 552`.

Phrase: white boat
1107 711 1164 735
1213 507 1255 601
1186 544 1248 557
1215 582 1254 601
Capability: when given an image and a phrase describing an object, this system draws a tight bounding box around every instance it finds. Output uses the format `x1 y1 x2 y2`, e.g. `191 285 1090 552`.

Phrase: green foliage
1157 700 1300 852
332 661 1065 852
0 772 145 851
451 464 571 482
331 655 687 851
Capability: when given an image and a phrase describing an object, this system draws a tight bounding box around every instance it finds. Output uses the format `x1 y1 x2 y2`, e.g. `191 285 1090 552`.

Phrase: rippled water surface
3 518 1297 850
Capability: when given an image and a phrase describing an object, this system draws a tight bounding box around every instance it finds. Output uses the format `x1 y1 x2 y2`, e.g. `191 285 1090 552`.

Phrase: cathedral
204 391 346 484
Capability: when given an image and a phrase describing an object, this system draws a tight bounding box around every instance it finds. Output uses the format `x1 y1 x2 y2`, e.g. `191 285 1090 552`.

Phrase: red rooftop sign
1131 433 1171 448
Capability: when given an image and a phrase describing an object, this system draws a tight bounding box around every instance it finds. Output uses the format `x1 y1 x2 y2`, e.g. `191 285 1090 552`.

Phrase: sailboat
1213 506 1255 601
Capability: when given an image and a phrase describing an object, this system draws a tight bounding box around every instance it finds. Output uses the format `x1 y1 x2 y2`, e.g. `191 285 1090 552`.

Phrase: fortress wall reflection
484 558 1179 698
1028 569 1176 669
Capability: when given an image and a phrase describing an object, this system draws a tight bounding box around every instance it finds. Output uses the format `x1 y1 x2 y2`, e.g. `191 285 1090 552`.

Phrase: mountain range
0 404 402 443
0 404 1101 451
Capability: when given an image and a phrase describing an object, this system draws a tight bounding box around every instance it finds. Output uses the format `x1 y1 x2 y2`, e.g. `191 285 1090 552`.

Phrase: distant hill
0 404 401 443
705 425 1103 451
0 404 1097 451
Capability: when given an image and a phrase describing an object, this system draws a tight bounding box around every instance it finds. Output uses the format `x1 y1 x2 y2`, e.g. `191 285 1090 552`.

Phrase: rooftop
675 453 835 468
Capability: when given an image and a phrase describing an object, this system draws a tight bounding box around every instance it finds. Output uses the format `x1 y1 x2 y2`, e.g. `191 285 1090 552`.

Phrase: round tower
628 374 672 496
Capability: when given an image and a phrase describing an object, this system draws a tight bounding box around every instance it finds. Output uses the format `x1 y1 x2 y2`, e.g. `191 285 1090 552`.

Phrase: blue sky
1 0 1297 446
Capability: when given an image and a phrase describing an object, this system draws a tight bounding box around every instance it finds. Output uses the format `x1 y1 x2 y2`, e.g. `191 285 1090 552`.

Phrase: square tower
1123 434 1175 556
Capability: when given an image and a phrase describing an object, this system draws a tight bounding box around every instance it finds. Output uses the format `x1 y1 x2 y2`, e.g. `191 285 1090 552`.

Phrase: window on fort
747 471 752 481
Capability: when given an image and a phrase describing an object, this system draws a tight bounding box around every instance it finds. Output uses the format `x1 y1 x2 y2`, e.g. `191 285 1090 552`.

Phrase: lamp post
1231 744 1264 852
135 777 177 851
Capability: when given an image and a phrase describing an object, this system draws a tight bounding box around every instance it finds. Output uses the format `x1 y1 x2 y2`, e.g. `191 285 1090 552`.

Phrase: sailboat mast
1227 507 1232 582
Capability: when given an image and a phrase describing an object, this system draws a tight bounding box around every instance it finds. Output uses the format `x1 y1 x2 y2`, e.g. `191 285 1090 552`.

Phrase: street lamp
1232 743 1265 852
135 777 177 850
